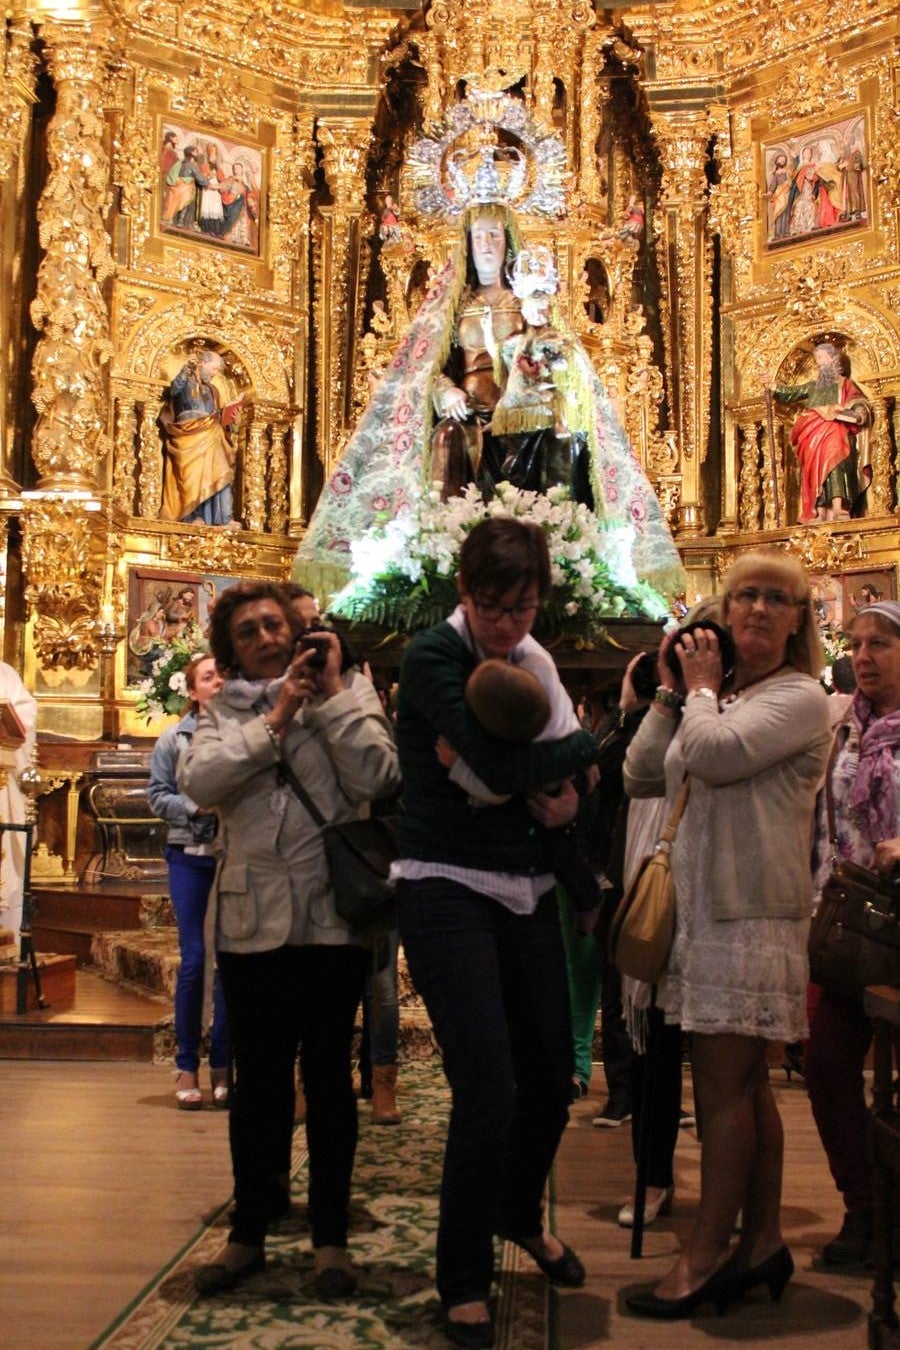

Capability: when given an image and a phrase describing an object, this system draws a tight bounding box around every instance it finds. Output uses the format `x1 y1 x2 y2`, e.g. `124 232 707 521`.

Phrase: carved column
138 398 163 519
20 12 116 676
243 421 267 534
652 114 712 536
737 419 763 533
578 45 609 210
868 393 892 517
112 398 138 516
268 425 289 535
0 16 38 498
316 119 370 479
28 15 115 495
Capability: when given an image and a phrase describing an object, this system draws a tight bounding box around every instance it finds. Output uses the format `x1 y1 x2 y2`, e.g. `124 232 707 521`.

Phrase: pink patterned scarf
849 690 900 843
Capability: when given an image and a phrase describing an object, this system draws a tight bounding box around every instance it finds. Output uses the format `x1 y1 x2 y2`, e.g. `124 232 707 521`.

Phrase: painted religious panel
809 565 896 634
763 114 869 249
126 568 235 688
158 120 263 256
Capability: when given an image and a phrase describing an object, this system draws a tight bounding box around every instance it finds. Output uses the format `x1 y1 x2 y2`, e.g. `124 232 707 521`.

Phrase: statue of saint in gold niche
159 349 244 527
762 341 873 524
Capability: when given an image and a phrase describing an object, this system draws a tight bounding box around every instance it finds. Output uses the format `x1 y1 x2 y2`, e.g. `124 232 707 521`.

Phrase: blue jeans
166 847 228 1073
398 878 573 1311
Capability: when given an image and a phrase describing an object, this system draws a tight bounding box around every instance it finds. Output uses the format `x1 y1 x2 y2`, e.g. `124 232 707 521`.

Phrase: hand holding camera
293 627 343 700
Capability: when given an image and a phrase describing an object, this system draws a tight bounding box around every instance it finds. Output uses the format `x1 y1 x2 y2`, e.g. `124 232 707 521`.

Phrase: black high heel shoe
782 1042 805 1082
625 1264 742 1320
735 1245 794 1301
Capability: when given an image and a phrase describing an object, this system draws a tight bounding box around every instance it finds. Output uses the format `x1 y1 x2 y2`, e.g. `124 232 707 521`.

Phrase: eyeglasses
471 597 541 623
730 587 800 611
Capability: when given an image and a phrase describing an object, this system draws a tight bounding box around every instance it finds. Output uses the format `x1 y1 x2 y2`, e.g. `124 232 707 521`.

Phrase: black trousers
399 878 573 1311
217 942 368 1248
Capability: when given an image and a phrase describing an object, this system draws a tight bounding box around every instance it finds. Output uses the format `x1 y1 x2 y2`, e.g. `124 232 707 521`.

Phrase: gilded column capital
318 119 371 214
653 116 711 213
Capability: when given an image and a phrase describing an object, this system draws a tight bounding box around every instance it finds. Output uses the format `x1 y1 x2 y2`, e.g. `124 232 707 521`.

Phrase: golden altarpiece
0 0 897 879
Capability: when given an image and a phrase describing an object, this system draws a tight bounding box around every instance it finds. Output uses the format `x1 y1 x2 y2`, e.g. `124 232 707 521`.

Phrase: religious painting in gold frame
157 118 264 257
125 567 233 690
762 112 869 250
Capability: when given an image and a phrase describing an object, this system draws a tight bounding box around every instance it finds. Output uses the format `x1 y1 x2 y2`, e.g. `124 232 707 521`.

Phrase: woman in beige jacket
180 580 400 1299
623 548 830 1320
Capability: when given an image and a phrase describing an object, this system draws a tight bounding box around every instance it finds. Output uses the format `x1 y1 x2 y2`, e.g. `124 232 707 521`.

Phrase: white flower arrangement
819 624 851 691
133 638 209 722
330 482 668 639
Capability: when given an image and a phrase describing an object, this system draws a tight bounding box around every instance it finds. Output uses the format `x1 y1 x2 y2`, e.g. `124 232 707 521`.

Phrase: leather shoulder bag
609 778 689 985
279 759 399 937
808 717 900 1000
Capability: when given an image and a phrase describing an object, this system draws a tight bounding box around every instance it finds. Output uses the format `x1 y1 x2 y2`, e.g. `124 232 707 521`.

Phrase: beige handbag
609 780 689 983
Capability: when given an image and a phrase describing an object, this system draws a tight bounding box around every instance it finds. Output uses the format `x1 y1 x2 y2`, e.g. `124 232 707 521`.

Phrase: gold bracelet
653 686 683 710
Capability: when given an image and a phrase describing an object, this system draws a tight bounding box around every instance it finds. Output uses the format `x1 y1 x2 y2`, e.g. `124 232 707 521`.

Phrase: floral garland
133 638 209 723
329 482 669 641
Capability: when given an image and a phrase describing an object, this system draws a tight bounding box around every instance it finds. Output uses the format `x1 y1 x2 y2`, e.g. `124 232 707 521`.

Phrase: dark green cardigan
395 621 598 875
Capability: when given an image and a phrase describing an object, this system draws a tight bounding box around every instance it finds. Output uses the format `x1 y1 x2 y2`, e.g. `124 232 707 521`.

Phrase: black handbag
808 718 900 1000
279 760 399 936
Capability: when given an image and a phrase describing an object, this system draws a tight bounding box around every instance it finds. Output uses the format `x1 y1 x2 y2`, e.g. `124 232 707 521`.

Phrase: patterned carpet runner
92 1060 547 1349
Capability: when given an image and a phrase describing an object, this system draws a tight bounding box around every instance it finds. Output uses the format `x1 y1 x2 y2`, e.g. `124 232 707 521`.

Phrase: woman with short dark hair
394 515 598 1348
181 580 399 1299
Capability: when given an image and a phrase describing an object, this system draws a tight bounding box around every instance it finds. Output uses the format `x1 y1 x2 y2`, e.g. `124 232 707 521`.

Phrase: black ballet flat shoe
193 1248 265 1297
625 1266 740 1321
441 1312 495 1349
736 1245 794 1301
501 1231 586 1287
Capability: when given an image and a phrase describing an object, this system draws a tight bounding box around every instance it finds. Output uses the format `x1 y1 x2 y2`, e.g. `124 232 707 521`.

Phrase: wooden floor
0 1059 875 1349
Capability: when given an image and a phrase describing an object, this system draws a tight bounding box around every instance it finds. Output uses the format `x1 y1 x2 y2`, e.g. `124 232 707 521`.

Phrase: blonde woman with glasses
623 547 831 1319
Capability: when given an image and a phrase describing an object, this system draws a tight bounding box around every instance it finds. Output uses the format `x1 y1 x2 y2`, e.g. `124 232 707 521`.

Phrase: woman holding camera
180 581 399 1298
148 653 228 1110
623 548 830 1318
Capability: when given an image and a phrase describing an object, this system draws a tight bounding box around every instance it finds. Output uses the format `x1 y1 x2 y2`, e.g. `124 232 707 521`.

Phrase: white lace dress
663 767 810 1041
625 672 831 1043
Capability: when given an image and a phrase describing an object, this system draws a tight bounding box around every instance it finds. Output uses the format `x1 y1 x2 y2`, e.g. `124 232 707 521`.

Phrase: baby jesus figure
479 246 593 504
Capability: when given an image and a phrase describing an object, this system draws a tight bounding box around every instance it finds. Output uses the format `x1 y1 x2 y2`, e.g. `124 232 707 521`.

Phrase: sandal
211 1069 230 1109
175 1070 203 1111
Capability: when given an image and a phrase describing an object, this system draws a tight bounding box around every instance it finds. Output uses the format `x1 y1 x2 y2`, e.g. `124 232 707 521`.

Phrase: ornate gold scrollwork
20 499 106 671
29 18 115 493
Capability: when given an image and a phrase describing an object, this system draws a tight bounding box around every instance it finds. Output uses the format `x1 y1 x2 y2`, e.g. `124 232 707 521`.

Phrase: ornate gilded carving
20 499 106 671
112 400 138 516
243 424 267 533
738 421 763 533
268 426 290 536
29 19 115 491
0 18 37 185
159 529 251 574
652 113 715 530
138 399 163 518
783 527 866 572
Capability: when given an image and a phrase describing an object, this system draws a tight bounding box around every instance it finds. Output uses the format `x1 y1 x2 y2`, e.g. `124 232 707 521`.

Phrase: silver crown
408 92 568 220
